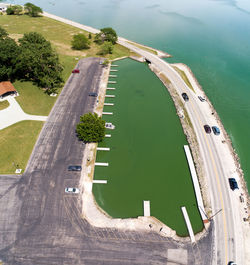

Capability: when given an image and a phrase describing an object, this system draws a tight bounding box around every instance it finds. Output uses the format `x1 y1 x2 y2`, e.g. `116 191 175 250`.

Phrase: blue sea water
2 0 250 191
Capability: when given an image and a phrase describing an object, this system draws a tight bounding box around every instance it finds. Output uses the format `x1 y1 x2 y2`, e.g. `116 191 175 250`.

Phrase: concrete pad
95 162 109 166
181 206 195 243
93 180 107 184
167 249 188 265
97 147 110 151
143 201 150 217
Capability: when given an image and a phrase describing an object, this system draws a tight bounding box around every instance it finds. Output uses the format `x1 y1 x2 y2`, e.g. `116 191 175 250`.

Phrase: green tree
7 5 23 15
16 32 63 92
88 33 92 39
100 27 118 44
0 37 19 81
98 41 113 55
0 26 8 39
76 112 105 143
24 2 42 17
71 33 90 50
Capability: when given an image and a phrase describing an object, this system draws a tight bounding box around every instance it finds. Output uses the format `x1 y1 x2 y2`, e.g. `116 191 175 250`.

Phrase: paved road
117 39 244 264
0 57 213 264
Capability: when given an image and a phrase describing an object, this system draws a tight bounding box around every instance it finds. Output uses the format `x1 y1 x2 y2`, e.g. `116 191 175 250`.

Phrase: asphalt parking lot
0 57 213 265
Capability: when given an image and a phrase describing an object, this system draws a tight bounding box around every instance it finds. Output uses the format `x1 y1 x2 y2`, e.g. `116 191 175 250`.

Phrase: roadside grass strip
172 66 195 92
181 207 196 243
143 201 150 217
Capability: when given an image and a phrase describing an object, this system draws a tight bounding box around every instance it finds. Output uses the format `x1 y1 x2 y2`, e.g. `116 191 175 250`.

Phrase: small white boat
105 122 115 130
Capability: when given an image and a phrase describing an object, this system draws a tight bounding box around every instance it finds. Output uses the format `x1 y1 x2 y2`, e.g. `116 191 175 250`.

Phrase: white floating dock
110 69 118 72
93 180 107 184
97 147 110 151
111 65 118 67
143 201 150 217
108 81 116 84
104 103 114 106
107 87 116 90
105 95 115 98
95 162 109 166
109 75 117 77
184 145 208 223
102 112 113 115
181 206 195 243
105 134 111 138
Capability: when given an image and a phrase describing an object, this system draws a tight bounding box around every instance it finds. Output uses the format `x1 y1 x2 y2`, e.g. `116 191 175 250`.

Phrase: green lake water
3 0 250 232
93 58 203 236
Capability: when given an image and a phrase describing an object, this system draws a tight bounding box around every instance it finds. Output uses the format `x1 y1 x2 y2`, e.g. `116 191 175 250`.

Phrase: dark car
228 261 237 265
198 96 206 102
72 69 80 73
68 165 82 171
212 126 220 135
88 92 98 97
229 178 239 190
181 93 189 101
204 125 211 134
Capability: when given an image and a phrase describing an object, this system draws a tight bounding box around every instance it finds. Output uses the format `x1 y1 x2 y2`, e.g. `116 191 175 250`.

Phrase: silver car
65 187 79 194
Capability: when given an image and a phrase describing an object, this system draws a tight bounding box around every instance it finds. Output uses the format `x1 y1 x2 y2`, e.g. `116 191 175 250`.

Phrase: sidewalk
0 96 47 130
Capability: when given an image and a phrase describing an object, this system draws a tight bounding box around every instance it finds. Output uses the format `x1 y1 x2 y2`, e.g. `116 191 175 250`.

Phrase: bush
76 112 105 143
98 41 113 55
71 33 90 50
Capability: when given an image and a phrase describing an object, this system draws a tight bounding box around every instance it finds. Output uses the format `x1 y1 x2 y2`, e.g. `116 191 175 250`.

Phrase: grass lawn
0 101 10 110
0 121 44 174
172 66 195 92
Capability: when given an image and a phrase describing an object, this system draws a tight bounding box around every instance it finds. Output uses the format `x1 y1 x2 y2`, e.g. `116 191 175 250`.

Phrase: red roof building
0 81 17 98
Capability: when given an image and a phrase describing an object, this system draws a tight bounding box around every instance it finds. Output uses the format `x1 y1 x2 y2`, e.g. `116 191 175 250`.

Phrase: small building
0 81 18 99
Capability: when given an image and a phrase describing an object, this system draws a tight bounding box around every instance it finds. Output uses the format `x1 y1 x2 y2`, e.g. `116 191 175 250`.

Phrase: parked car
228 178 239 190
68 165 82 171
88 92 98 97
72 69 80 73
204 125 211 134
65 187 79 194
198 96 206 102
181 93 189 101
212 126 220 135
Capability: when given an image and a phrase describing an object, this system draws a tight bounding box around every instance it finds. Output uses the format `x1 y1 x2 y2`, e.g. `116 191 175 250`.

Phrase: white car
65 187 79 194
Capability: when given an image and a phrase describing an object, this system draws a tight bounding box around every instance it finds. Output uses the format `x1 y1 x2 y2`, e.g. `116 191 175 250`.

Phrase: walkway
0 96 47 130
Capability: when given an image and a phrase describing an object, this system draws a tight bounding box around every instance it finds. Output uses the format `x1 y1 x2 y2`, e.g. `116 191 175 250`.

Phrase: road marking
189 100 228 263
